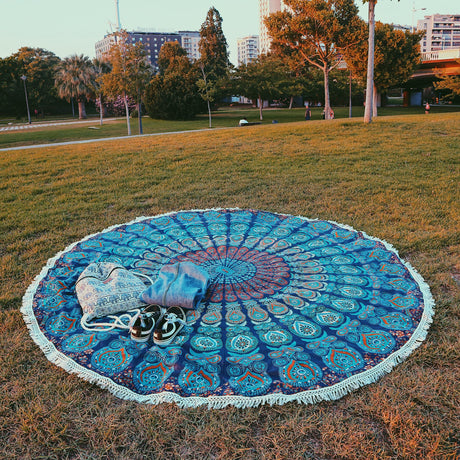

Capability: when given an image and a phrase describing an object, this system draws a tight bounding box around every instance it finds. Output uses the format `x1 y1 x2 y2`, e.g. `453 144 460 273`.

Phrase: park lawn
1 105 459 149
1 112 459 459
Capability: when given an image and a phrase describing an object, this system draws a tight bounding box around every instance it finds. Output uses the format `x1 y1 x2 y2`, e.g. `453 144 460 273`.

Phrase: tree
144 42 205 120
157 41 190 75
55 54 95 119
0 47 62 117
15 48 62 116
197 63 217 128
101 30 151 135
434 73 460 101
362 0 400 123
269 48 322 109
0 56 22 117
265 0 362 120
346 21 422 117
145 73 204 120
198 7 231 105
234 55 287 120
92 58 111 125
363 0 376 123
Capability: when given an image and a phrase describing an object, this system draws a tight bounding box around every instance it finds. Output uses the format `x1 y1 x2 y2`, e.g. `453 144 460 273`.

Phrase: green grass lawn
1 113 459 459
1 105 459 149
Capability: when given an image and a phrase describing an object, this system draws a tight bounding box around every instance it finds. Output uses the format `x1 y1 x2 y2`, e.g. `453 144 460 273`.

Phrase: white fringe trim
21 207 435 409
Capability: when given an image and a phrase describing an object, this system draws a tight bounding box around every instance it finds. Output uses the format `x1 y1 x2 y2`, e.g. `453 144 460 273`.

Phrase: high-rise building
237 36 260 66
417 14 460 53
259 0 285 54
179 31 201 62
95 30 201 71
95 34 117 58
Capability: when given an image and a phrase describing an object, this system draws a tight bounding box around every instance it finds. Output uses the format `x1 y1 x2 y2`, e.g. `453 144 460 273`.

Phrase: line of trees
1 4 457 126
0 7 232 131
0 47 66 118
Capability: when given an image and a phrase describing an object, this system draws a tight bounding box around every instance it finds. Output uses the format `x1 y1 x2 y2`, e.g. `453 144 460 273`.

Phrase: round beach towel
22 209 434 408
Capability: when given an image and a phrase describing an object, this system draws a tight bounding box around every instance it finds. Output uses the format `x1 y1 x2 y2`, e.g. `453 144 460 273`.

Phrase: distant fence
422 48 460 62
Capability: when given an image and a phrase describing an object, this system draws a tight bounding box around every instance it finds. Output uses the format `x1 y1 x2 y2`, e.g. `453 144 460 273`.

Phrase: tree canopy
54 54 95 119
157 41 190 75
198 7 231 105
0 47 62 117
100 30 151 134
234 55 288 120
199 7 230 80
434 74 460 101
346 21 422 115
144 41 205 120
265 0 362 119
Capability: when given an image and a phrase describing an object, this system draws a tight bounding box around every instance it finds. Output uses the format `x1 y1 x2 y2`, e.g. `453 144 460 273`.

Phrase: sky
0 0 458 64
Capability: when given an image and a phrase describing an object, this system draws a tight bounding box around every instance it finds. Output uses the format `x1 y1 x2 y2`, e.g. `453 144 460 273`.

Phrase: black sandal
130 305 164 342
153 306 187 346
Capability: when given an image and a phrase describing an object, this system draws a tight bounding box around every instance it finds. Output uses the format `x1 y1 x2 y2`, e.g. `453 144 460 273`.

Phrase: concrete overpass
403 48 460 105
411 48 460 82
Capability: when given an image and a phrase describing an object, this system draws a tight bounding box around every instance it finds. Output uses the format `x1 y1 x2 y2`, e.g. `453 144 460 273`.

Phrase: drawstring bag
140 262 210 309
75 262 152 331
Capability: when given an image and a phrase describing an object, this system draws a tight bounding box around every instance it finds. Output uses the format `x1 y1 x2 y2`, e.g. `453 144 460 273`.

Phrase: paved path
0 118 117 132
0 127 231 152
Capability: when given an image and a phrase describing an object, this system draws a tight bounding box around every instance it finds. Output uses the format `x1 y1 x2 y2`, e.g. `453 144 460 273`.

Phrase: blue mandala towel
21 209 434 408
140 262 210 309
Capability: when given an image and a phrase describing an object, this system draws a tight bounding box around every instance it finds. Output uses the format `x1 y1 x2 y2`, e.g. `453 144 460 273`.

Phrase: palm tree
55 54 95 119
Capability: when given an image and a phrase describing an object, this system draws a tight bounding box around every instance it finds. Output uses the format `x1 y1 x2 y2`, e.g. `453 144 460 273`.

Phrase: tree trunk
199 64 212 128
207 100 212 128
123 93 131 136
324 66 331 120
138 101 143 135
78 100 87 119
259 96 263 120
364 0 376 123
289 96 294 109
99 94 103 126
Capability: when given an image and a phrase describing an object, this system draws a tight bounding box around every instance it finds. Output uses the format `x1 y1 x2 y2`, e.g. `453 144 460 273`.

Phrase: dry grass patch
0 113 459 459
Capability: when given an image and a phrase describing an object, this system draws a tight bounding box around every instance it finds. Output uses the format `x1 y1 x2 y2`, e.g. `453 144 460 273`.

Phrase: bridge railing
422 48 460 62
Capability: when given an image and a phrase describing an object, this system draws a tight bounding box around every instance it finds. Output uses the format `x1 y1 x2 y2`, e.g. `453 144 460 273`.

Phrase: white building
259 0 286 55
417 14 460 53
95 34 117 59
179 31 201 62
237 36 260 66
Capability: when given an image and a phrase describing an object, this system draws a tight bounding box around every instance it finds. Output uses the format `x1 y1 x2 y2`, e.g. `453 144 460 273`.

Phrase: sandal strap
81 309 141 332
161 312 187 331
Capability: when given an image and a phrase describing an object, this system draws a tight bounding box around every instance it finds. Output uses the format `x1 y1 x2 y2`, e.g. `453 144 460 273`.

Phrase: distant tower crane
115 0 122 31
107 0 122 43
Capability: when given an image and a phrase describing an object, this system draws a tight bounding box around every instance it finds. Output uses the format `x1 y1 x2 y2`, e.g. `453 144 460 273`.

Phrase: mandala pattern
23 209 434 407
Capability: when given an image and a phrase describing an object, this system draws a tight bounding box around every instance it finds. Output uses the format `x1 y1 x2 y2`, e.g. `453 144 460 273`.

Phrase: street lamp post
20 75 31 124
